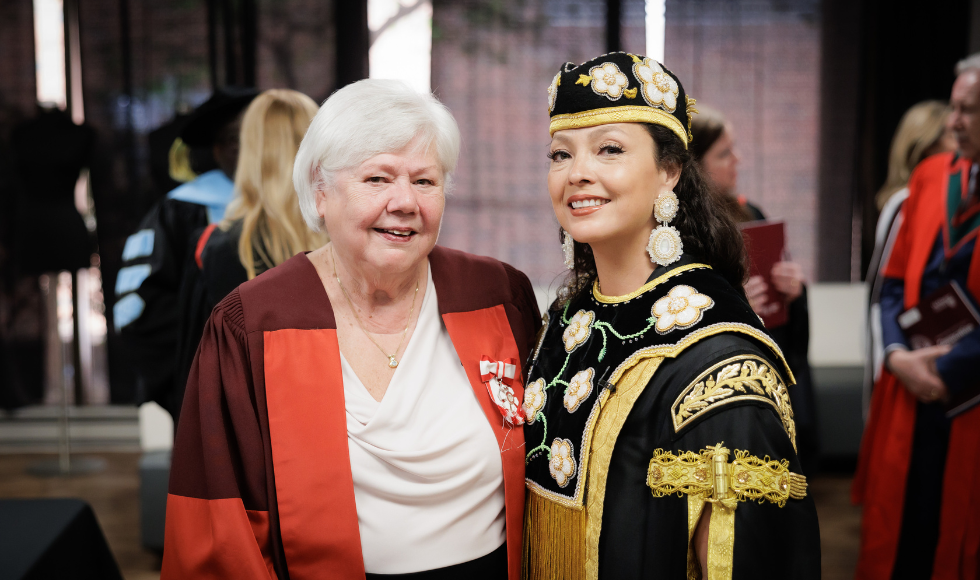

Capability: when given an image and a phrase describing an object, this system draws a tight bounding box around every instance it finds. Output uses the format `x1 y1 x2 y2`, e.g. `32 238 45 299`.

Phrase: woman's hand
744 275 769 315
886 345 952 403
770 261 804 302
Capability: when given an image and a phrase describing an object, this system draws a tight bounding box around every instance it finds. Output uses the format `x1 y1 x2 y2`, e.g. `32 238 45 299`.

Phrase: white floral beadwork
652 285 714 334
563 310 595 352
549 438 576 488
523 378 546 424
564 368 595 413
547 72 561 112
633 57 679 112
588 62 629 101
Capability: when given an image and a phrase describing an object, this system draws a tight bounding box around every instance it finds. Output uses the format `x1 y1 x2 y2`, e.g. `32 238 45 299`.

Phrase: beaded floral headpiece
547 52 697 148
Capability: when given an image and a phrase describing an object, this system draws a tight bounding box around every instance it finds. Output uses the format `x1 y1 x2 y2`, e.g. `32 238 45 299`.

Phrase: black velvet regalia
522 261 821 579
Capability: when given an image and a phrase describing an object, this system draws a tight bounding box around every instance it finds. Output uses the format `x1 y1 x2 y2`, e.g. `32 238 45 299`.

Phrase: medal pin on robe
479 355 526 426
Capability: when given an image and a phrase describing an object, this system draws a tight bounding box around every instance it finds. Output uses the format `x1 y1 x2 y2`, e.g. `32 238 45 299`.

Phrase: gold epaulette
647 444 806 508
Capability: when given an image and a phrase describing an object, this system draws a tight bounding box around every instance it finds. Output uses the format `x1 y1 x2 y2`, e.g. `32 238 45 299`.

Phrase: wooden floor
0 453 862 579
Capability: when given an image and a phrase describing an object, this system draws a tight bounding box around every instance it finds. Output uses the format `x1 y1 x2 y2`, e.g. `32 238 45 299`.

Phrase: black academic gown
114 198 208 416
523 259 820 579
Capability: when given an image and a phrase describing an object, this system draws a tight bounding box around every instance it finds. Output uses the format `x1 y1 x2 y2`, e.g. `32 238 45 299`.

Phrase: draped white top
341 266 506 574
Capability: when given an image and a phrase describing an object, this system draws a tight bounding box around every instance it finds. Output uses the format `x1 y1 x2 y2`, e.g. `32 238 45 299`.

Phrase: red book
897 281 980 417
740 220 787 328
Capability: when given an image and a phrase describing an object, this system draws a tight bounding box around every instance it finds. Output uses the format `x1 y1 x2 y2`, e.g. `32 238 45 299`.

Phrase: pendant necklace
331 247 420 369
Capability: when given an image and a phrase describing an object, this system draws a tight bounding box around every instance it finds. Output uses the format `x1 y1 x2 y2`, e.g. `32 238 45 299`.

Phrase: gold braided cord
550 105 689 148
647 449 713 498
591 263 711 303
672 355 798 451
646 445 807 509
584 357 662 580
730 449 808 507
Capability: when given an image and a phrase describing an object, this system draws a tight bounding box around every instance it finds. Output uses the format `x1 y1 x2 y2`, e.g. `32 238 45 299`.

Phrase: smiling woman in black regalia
522 52 821 579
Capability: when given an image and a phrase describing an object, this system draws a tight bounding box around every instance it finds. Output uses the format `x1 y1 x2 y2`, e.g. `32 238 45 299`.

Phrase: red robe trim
163 495 276 579
163 247 541 580
443 307 526 580
853 152 980 580
264 328 365 579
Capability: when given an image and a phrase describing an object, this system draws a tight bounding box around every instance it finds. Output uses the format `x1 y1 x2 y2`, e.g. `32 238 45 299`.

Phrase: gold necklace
331 247 420 369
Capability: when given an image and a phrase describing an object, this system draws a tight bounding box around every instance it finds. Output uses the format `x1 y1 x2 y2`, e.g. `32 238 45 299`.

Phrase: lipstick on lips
567 194 610 217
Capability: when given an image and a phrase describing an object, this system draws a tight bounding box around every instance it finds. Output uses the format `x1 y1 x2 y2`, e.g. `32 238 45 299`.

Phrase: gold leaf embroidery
576 74 593 86
672 355 797 450
623 87 638 99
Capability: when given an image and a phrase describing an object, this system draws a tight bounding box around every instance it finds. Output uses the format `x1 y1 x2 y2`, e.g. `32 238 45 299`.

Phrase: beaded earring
647 190 683 267
562 229 575 270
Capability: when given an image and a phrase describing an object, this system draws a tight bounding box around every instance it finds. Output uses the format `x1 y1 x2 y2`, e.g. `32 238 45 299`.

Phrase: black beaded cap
547 52 697 148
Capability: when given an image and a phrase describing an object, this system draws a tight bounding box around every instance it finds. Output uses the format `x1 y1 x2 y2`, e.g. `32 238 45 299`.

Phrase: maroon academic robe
161 247 541 580
852 153 980 579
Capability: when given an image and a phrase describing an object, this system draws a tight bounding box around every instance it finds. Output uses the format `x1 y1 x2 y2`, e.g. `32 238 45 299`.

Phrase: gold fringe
524 490 588 580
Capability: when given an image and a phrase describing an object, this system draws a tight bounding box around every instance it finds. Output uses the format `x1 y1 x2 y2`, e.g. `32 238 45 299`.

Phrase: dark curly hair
557 123 747 305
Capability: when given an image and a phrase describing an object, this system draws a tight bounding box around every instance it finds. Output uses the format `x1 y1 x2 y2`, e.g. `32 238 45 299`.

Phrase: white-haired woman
162 79 540 580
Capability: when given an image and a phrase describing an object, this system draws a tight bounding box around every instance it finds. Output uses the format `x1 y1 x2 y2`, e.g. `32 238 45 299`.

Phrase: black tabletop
0 498 123 580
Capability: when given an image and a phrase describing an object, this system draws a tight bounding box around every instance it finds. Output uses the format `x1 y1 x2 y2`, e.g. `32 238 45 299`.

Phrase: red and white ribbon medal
479 355 526 426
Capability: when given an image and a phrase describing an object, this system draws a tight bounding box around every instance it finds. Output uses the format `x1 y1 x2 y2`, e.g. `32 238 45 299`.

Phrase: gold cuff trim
592 263 711 303
647 444 807 508
550 105 690 148
672 355 798 451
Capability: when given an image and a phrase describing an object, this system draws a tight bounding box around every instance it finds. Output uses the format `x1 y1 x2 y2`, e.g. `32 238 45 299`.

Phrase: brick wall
432 0 820 286
665 0 821 281
258 0 335 102
431 0 645 290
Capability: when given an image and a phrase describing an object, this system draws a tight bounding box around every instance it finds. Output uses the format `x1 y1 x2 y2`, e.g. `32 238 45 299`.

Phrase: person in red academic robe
162 79 541 580
853 55 980 580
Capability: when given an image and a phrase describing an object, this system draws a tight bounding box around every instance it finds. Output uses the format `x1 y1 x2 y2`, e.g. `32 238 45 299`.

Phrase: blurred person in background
852 55 980 580
690 107 819 473
523 52 819 579
865 101 955 413
171 89 328 423
113 87 256 419
163 79 540 579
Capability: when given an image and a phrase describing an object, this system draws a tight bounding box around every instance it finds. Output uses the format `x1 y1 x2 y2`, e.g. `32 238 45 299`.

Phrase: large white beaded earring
647 190 683 267
562 229 575 270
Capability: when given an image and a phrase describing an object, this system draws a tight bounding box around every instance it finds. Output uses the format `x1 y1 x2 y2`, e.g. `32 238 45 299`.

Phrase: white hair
293 79 461 231
956 53 980 75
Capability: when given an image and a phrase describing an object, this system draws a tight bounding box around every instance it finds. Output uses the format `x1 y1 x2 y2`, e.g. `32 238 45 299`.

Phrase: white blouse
341 267 506 574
